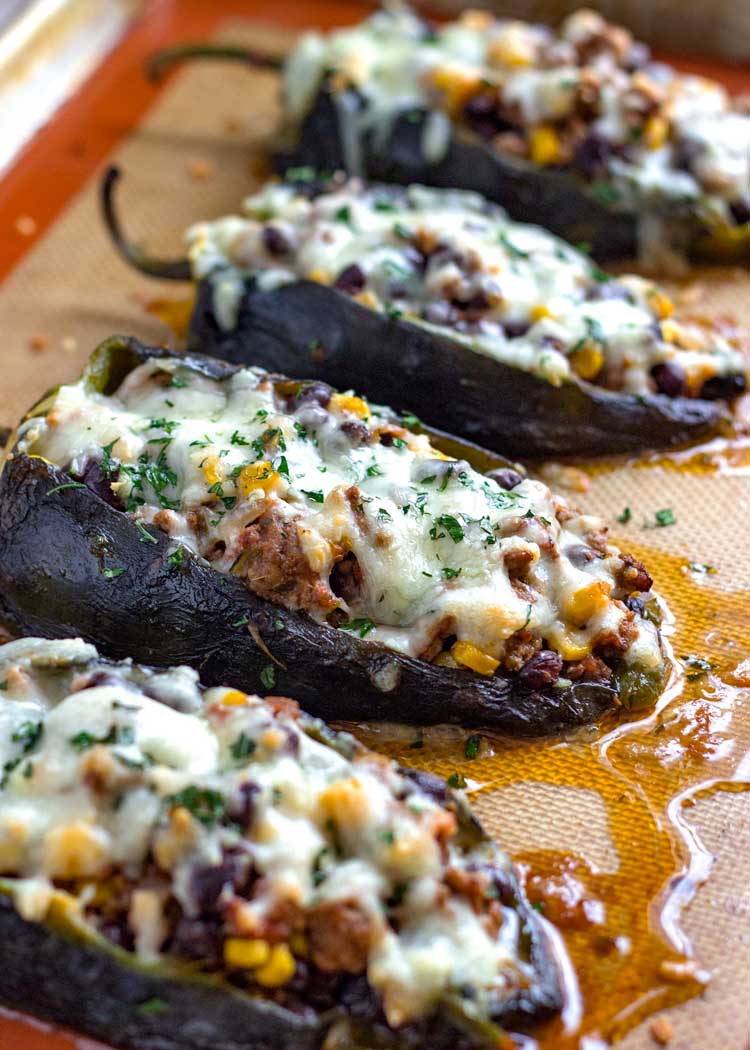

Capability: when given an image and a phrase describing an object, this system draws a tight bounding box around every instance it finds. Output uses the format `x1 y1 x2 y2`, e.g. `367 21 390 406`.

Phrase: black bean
518 650 563 689
573 132 612 181
625 595 646 617
295 381 332 408
566 543 599 567
485 467 523 490
226 781 260 828
339 975 380 1019
585 281 630 303
463 92 514 140
502 320 530 339
170 916 224 967
340 420 371 446
334 263 366 294
699 372 747 400
263 225 290 256
190 851 246 912
651 361 688 398
730 198 750 226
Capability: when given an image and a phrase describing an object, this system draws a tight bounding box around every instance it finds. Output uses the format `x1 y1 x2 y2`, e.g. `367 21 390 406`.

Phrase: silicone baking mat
0 4 749 1048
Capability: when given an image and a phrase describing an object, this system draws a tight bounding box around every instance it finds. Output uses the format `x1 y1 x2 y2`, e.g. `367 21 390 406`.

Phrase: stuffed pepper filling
0 637 557 1040
284 7 750 243
188 178 745 398
19 353 664 697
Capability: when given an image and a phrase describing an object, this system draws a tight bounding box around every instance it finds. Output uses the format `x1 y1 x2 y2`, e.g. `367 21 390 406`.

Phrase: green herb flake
434 514 464 543
102 567 125 580
167 785 225 826
617 506 632 524
687 562 717 575
135 520 158 544
464 734 482 760
166 546 186 570
11 721 42 753
446 771 467 790
682 655 714 681
340 618 375 638
644 508 676 529
442 567 462 580
233 615 250 628
260 665 276 690
46 482 87 496
230 732 257 761
301 489 325 503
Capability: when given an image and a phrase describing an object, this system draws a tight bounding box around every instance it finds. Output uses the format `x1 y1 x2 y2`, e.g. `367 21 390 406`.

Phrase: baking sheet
0 18 749 1050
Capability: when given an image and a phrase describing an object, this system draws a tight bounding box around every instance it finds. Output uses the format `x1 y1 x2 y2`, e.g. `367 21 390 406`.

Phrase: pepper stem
100 166 192 282
147 43 283 82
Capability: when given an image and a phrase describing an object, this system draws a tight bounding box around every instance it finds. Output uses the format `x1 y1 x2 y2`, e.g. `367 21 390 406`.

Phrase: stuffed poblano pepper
0 636 563 1049
149 6 750 266
0 337 668 734
103 170 747 458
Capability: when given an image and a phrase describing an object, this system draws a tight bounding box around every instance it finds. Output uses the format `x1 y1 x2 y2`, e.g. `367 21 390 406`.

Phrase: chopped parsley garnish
590 181 621 206
102 567 125 579
366 461 383 478
465 734 482 760
644 508 676 529
232 615 249 628
294 422 308 440
498 232 529 259
69 725 133 751
617 507 632 524
135 520 158 544
340 618 375 638
687 562 716 575
260 664 276 689
230 732 257 761
393 221 413 240
147 418 180 435
167 785 225 826
446 772 467 790
301 489 324 503
230 430 250 446
12 721 42 753
378 829 396 845
442 567 462 580
401 412 421 428
384 302 403 320
100 439 118 478
166 546 186 570
432 514 464 543
377 507 393 522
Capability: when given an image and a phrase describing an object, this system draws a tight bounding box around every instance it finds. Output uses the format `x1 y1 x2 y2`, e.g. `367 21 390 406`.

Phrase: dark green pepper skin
276 84 750 263
0 338 630 735
188 277 727 460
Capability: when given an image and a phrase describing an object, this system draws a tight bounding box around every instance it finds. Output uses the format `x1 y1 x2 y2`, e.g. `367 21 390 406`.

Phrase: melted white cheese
187 180 744 394
0 638 530 1026
19 356 663 675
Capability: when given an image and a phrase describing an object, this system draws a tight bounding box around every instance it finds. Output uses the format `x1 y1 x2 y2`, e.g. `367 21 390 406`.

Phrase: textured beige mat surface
1 19 749 1050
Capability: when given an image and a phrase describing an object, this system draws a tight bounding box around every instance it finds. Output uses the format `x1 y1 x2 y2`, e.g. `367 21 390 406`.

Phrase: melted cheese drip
0 638 529 1025
282 7 750 233
187 180 743 394
20 356 662 672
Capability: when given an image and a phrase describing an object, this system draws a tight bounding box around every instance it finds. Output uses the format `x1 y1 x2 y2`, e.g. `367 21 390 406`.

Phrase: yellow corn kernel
487 26 535 68
202 457 222 489
570 344 605 381
330 393 370 419
308 268 330 284
557 633 591 661
565 580 612 626
224 937 271 970
648 289 674 319
644 115 669 150
660 319 680 344
451 640 500 676
239 460 277 498
319 776 368 823
43 822 109 880
222 689 248 706
529 125 561 166
530 304 552 322
355 290 379 310
428 65 482 113
254 943 296 987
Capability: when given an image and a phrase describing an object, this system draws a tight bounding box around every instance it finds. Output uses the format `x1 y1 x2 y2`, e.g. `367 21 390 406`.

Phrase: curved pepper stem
100 166 192 281
147 42 283 82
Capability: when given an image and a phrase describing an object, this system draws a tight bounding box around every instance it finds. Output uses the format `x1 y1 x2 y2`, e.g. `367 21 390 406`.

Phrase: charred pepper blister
0 337 668 734
0 636 563 1049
